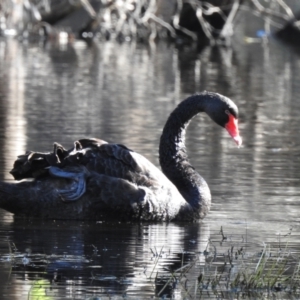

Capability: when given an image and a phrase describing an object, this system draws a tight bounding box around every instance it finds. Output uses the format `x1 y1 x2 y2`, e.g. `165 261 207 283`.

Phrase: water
0 36 300 299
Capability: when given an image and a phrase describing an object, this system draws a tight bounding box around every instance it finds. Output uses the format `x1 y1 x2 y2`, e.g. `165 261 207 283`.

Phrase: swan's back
71 143 167 187
65 142 188 215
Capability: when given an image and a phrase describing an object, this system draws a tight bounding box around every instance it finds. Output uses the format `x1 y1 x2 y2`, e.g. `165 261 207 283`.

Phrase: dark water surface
0 37 300 299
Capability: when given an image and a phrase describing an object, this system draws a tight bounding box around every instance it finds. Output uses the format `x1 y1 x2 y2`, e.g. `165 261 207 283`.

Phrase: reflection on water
0 36 300 298
0 219 210 299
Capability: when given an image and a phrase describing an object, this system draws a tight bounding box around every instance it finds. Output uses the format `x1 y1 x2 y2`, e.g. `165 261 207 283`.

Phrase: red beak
225 114 242 147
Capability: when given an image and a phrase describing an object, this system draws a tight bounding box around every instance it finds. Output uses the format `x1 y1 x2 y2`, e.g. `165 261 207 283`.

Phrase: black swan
0 92 242 221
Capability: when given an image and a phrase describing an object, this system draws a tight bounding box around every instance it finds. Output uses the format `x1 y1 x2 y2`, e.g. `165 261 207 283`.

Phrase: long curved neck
159 94 211 215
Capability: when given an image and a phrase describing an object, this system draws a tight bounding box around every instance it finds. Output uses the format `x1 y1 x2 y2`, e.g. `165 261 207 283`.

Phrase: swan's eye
225 109 237 119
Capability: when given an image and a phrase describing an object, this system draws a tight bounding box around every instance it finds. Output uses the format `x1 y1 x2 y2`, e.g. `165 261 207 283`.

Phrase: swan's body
0 92 241 221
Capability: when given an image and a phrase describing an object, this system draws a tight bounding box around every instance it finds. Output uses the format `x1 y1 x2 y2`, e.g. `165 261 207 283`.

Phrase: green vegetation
151 227 300 299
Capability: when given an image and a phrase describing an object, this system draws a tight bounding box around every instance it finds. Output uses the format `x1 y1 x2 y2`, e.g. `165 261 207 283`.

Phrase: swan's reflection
0 217 210 299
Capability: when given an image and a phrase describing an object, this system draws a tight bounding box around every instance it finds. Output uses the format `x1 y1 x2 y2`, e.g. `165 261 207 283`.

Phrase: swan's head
204 92 242 147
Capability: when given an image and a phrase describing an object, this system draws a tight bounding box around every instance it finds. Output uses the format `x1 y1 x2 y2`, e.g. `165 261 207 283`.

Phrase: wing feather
65 142 163 188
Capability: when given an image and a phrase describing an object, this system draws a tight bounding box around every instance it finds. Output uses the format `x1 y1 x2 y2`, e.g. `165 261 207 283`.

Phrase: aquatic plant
151 227 300 299
2 227 300 299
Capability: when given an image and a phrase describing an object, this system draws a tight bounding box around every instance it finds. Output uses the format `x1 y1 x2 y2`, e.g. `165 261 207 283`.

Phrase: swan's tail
0 181 29 214
0 178 102 219
0 179 68 217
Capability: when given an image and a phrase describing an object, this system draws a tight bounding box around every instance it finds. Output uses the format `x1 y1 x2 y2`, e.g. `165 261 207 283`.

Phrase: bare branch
220 0 240 38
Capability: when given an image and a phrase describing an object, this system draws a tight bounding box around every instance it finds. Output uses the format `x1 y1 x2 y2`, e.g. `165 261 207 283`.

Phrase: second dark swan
0 91 242 221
